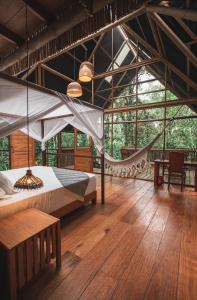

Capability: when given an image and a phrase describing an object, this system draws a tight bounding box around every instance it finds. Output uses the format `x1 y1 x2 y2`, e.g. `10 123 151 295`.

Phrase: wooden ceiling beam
0 4 145 73
0 0 115 72
0 24 24 46
104 97 197 114
41 63 107 103
146 6 197 22
123 24 197 91
174 17 197 41
152 13 197 67
22 0 53 22
93 57 161 79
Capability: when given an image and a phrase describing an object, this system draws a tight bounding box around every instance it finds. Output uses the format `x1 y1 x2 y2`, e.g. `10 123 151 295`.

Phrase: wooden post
37 65 47 166
41 120 46 166
135 40 139 151
57 132 62 167
111 28 114 157
101 153 105 205
92 54 95 105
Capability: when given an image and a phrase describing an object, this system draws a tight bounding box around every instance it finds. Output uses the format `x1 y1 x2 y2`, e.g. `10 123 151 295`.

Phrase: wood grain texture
10 130 35 169
20 177 197 300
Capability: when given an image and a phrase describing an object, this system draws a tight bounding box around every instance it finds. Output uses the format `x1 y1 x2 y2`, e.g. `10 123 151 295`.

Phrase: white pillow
0 172 18 195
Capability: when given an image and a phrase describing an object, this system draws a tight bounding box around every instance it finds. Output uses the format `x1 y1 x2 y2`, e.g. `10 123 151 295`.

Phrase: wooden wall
74 129 93 173
74 147 93 173
10 131 35 169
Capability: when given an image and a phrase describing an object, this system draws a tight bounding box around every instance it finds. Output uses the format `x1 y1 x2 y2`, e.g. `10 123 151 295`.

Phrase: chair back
169 151 185 173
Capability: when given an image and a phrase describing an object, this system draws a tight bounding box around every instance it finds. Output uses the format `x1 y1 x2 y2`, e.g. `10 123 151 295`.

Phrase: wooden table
0 208 61 300
154 159 197 191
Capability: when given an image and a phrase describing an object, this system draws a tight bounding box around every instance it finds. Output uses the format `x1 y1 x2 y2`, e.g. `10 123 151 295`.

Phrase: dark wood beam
104 98 197 114
93 57 161 79
146 6 197 22
0 24 24 46
22 0 53 22
152 13 197 67
123 24 197 91
0 4 145 73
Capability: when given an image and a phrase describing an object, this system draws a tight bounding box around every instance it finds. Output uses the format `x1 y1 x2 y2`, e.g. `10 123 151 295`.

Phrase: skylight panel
115 43 130 66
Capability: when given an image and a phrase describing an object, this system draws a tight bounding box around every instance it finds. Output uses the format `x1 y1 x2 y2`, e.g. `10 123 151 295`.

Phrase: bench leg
8 249 17 300
56 221 61 269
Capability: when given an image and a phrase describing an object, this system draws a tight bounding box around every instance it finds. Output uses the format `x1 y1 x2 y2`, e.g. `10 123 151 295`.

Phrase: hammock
104 120 173 178
103 104 184 178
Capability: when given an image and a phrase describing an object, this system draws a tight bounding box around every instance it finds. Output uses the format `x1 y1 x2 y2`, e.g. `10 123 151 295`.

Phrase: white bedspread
0 166 96 219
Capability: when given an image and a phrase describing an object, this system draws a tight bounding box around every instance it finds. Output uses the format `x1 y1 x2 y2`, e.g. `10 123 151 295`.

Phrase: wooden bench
0 208 61 300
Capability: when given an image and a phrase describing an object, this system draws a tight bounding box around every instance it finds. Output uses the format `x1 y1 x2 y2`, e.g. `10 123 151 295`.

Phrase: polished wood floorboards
21 177 197 300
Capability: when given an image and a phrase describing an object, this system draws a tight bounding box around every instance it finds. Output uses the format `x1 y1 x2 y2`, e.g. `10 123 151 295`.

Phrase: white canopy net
0 73 104 153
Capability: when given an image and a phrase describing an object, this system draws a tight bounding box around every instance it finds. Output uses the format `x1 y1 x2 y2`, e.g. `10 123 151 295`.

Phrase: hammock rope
103 105 184 178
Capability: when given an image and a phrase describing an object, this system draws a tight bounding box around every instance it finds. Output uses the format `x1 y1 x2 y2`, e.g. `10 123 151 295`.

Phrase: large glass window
61 132 74 148
0 137 9 170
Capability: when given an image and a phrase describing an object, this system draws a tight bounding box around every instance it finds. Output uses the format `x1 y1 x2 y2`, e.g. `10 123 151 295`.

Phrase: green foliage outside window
0 137 9 170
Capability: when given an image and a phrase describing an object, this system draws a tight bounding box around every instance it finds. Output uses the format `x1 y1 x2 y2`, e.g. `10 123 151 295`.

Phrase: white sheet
0 166 96 220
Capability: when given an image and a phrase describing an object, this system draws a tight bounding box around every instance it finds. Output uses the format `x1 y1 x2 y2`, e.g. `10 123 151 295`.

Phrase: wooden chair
168 151 186 191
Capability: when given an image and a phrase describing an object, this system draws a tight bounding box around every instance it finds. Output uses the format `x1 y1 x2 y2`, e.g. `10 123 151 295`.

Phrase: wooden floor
21 176 197 300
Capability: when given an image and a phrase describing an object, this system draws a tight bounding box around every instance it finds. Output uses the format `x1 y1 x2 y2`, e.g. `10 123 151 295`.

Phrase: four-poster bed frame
0 72 105 208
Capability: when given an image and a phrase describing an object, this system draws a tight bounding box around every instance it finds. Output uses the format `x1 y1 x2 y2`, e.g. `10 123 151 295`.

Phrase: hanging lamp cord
74 48 76 80
25 5 30 169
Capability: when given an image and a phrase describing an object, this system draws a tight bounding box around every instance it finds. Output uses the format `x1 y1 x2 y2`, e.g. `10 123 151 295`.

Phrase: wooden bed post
101 153 105 205
41 120 46 166
101 107 105 205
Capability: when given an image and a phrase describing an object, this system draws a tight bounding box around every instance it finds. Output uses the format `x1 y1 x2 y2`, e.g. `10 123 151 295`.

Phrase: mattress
0 166 96 220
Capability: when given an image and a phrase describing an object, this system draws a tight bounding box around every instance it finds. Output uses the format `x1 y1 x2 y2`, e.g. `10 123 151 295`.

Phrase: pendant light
67 49 82 97
79 46 93 82
14 6 43 190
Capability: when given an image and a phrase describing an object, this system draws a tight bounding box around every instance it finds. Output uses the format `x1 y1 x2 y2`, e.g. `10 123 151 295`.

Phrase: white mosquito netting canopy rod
0 72 104 153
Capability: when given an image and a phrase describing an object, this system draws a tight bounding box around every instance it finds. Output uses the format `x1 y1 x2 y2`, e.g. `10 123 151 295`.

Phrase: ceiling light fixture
14 5 43 190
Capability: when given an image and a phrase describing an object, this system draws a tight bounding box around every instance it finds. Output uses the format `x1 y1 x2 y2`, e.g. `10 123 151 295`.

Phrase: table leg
154 162 160 186
56 221 61 269
8 249 17 300
195 166 197 192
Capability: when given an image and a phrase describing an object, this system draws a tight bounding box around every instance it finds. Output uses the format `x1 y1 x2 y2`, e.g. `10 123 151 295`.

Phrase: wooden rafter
88 34 105 62
146 6 197 22
93 57 161 79
152 13 197 67
41 63 107 103
22 0 54 22
123 24 197 91
0 24 24 46
174 17 197 41
146 13 163 55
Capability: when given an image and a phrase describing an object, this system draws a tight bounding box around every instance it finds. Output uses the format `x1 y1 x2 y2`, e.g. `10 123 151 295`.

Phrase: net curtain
0 75 104 153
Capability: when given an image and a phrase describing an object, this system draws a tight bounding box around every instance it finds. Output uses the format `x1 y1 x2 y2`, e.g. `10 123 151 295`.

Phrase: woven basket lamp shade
14 169 43 190
79 61 93 82
67 81 82 97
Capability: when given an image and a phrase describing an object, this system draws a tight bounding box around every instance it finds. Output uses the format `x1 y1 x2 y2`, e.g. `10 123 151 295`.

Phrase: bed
0 166 96 220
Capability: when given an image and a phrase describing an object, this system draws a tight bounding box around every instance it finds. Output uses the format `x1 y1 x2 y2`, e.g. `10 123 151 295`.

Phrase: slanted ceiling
0 0 196 112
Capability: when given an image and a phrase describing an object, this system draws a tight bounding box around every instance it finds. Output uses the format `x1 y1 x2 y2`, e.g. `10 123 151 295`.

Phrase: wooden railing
121 147 197 162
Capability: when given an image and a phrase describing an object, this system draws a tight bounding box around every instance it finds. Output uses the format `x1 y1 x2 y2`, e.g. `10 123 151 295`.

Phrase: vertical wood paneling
10 130 35 169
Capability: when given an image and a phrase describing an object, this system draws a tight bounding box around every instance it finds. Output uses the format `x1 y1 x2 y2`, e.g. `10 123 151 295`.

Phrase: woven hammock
104 123 168 178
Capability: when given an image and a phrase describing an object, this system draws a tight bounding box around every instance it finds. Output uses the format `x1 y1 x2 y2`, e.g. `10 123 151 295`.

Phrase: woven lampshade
79 61 93 82
67 81 82 97
14 169 43 190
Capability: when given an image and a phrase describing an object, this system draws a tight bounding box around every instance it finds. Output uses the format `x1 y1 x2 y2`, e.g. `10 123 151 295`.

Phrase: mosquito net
0 73 104 153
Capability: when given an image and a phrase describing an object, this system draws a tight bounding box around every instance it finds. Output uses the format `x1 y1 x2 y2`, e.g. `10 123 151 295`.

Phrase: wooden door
10 130 35 169
74 129 93 173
